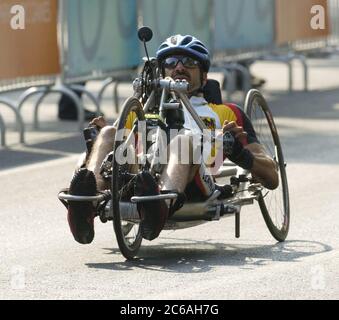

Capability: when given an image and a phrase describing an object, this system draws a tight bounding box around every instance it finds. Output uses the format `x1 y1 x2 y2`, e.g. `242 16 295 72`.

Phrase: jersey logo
201 117 216 130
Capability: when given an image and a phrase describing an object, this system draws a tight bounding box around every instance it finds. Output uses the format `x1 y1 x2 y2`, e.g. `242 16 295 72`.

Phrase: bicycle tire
112 97 145 259
244 89 290 241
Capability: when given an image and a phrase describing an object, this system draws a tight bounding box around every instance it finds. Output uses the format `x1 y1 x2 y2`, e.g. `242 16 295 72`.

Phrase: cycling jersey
182 96 258 171
125 96 258 144
182 96 259 199
186 96 258 144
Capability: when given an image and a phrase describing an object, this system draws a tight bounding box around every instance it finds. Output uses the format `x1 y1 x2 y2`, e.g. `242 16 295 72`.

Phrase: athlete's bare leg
86 126 116 190
160 134 199 193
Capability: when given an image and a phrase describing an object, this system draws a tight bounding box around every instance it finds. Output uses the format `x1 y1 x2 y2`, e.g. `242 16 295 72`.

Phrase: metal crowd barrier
97 70 137 115
17 82 99 131
0 97 25 148
325 0 339 48
0 111 6 147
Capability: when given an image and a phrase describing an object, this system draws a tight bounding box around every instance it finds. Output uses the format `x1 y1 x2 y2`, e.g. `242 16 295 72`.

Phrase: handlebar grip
158 79 189 93
132 77 190 94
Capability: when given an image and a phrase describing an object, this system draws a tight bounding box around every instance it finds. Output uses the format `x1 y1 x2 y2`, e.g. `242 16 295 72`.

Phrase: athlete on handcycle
65 34 279 245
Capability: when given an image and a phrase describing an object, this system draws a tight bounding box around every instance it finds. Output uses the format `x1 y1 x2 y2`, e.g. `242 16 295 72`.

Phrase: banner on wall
275 0 330 44
0 0 60 81
213 0 275 51
140 0 211 56
64 0 139 80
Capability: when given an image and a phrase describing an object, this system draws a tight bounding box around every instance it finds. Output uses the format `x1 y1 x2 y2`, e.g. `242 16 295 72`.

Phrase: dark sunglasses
163 56 200 69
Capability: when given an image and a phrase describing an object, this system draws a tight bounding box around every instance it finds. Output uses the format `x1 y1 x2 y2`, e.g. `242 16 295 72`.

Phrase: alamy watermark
310 5 326 30
6 3 326 31
11 265 26 290
10 5 25 30
310 265 326 290
113 124 225 171
6 3 327 31
4 1 52 30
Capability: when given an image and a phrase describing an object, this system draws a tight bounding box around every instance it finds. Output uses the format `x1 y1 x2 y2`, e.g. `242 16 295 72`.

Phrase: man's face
163 55 207 94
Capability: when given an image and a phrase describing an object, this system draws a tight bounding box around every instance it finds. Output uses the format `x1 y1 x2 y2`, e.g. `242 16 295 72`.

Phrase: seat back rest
203 79 223 105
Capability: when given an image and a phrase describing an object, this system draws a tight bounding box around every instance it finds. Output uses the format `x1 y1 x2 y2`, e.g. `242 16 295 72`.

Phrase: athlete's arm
223 120 279 190
244 142 279 190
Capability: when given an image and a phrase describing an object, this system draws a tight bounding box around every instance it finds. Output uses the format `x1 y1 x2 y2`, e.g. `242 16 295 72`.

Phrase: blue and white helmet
156 34 210 72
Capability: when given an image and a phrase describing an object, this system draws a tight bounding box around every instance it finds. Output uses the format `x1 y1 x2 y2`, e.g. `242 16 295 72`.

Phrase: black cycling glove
222 131 254 170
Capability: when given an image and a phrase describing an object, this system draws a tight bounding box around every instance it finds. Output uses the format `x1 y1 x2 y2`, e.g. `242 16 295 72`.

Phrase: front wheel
244 89 290 241
111 97 145 260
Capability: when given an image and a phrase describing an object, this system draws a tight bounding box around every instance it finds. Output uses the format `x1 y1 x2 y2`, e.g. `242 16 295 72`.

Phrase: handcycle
58 28 290 260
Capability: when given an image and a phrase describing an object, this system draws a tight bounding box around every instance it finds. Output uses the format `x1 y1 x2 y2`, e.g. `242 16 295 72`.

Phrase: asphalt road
0 60 338 300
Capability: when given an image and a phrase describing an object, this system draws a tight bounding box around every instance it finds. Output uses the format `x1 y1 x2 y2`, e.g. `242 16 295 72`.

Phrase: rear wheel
244 89 290 241
111 97 145 259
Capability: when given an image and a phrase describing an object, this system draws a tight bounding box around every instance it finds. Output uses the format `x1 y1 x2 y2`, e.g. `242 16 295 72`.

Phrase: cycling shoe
67 168 97 244
134 171 168 241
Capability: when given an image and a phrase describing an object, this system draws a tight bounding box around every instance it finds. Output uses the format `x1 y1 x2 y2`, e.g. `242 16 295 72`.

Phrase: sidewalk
1 56 339 170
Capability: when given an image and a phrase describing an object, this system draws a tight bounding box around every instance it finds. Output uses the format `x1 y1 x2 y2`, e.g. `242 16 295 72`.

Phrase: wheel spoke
244 90 290 241
112 97 145 259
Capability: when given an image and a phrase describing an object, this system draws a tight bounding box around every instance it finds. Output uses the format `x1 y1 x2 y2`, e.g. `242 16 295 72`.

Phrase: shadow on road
0 148 65 170
0 135 83 170
267 89 339 121
257 89 339 165
32 134 85 154
86 239 332 273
